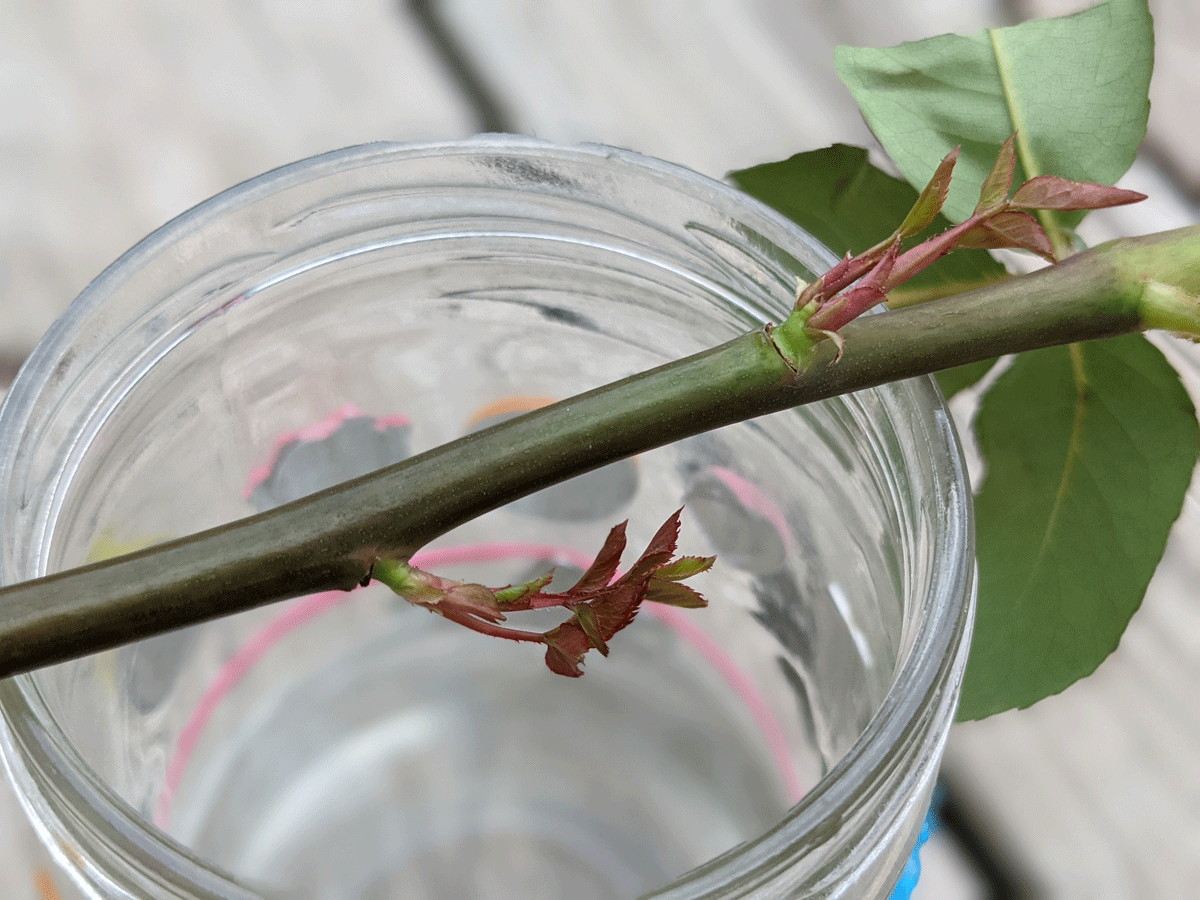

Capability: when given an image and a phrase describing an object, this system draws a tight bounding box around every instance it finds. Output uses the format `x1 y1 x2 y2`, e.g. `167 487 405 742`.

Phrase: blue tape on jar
888 805 935 900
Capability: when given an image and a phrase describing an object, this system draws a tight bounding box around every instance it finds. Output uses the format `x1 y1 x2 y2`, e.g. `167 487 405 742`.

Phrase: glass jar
0 137 974 899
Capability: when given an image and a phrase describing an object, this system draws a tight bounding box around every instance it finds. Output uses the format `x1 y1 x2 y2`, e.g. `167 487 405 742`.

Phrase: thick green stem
0 225 1197 678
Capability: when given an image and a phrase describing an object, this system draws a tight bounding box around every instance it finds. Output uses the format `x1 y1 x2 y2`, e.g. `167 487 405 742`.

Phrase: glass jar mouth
0 136 975 898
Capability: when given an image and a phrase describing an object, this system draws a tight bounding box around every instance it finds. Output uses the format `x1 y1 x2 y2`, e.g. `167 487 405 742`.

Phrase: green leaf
654 555 716 581
645 578 708 608
835 0 1153 229
574 603 610 656
730 145 1008 304
494 572 554 605
899 147 958 238
958 335 1198 719
975 134 1017 214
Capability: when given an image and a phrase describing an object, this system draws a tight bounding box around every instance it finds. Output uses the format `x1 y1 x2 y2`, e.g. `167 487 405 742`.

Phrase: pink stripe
371 413 413 431
646 603 804 803
242 405 413 499
703 465 792 546
154 590 352 826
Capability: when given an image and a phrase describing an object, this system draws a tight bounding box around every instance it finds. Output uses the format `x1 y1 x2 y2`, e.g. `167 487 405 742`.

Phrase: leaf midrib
988 26 1070 256
1018 343 1089 605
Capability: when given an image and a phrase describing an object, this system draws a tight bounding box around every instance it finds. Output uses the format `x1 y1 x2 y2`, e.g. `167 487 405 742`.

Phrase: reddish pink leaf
544 627 591 677
809 241 901 332
621 509 684 583
587 581 647 639
1010 175 1147 211
957 211 1056 261
541 580 646 675
826 282 886 323
802 240 900 307
536 509 704 675
568 520 627 593
798 254 847 308
438 583 507 623
645 507 684 555
381 509 711 677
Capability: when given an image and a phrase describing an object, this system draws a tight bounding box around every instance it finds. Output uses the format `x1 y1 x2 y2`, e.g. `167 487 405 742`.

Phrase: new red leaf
568 520 628 593
621 509 684 583
1010 175 1147 211
958 211 1055 261
544 627 591 677
542 580 645 675
380 509 711 677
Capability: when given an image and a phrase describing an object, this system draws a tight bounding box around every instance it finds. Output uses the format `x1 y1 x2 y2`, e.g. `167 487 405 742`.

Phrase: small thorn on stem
806 326 846 361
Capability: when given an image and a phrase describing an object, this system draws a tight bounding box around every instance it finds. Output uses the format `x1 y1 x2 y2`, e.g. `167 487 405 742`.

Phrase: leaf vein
1019 343 1089 605
987 28 1034 176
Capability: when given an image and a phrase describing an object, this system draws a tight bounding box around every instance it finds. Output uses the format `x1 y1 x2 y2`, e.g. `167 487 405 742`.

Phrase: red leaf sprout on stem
372 509 713 677
800 134 1147 335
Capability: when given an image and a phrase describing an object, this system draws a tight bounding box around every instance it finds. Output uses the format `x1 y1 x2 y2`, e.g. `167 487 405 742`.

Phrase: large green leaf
935 358 998 400
958 335 1198 720
730 145 1008 305
835 0 1153 230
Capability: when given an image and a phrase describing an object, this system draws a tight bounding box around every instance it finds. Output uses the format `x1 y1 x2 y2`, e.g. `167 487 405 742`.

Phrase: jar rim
0 136 974 898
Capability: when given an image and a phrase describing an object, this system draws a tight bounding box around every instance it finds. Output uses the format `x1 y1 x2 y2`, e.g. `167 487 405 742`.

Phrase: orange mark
465 395 556 428
33 869 61 900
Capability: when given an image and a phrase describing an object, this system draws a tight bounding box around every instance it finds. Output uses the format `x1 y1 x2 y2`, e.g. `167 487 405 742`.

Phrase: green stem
1039 209 1074 260
1 225 1197 678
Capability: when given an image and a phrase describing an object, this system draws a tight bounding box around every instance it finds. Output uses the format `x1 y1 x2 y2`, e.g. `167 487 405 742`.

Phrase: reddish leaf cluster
799 133 1147 334
381 510 713 677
